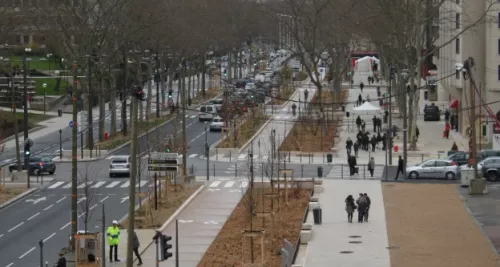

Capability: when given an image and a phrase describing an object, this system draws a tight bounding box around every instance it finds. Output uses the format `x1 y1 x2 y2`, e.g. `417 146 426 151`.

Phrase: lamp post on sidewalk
42 82 47 115
400 69 409 177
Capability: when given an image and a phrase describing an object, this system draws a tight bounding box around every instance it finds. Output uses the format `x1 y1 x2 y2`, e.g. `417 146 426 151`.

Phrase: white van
198 105 216 121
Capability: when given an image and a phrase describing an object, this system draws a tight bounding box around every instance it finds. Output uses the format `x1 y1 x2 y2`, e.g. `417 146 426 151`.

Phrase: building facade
437 0 500 146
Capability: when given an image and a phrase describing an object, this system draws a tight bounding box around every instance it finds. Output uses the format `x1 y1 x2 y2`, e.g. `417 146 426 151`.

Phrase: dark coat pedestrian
363 193 371 222
416 126 420 141
345 195 356 223
444 110 450 121
56 253 67 267
368 157 375 178
353 141 359 157
371 135 377 152
346 138 353 155
356 194 368 223
356 116 362 130
372 116 377 132
132 231 143 265
358 94 363 106
395 155 404 180
360 82 364 92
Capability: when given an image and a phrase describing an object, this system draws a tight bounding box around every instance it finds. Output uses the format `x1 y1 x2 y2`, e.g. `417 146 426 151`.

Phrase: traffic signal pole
126 95 139 267
71 62 79 245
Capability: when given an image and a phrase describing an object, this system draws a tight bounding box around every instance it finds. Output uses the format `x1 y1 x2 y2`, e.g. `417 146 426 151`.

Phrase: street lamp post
46 53 52 75
42 82 47 115
400 70 409 177
23 47 32 141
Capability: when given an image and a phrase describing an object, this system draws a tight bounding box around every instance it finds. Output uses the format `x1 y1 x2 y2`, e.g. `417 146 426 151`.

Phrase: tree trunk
201 54 206 97
110 75 117 136
98 76 105 142
407 76 415 145
197 73 200 95
146 57 152 120
136 59 143 123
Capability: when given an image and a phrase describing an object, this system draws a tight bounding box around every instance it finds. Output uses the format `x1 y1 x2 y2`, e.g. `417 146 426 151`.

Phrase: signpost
148 152 179 184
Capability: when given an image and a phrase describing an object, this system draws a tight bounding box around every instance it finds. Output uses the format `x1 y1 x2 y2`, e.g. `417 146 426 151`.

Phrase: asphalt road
0 185 142 267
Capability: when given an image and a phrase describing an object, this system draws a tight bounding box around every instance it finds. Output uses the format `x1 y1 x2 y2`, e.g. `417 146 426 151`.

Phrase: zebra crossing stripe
120 181 131 188
188 154 198 158
106 181 121 188
137 181 148 187
77 182 92 189
91 181 106 188
240 181 248 188
62 183 72 189
209 181 221 188
48 182 65 189
224 181 235 188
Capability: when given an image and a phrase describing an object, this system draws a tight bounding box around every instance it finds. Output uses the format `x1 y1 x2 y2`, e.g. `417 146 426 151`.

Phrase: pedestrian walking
360 82 364 92
371 135 377 152
56 252 67 267
353 141 359 158
361 120 366 133
444 122 450 139
395 155 404 180
356 116 361 131
345 195 356 223
368 157 375 178
416 126 420 141
444 109 450 122
346 137 353 156
451 142 458 151
356 193 368 223
358 94 363 106
133 231 143 266
348 155 357 176
363 193 371 222
372 116 377 132
107 220 121 262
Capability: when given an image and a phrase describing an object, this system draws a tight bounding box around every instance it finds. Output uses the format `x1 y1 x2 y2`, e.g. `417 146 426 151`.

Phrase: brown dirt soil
120 183 201 229
217 109 269 148
279 121 337 152
269 85 295 105
0 187 28 204
383 183 500 267
198 188 311 267
192 88 220 105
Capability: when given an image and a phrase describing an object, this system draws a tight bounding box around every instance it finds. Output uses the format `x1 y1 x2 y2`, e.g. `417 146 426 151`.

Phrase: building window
456 70 460 79
456 13 460 29
455 38 460 54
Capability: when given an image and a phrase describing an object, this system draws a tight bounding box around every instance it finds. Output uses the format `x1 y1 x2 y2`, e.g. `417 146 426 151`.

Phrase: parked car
109 156 131 177
8 156 56 175
209 116 226 131
406 159 459 180
480 157 500 181
423 104 440 121
447 151 469 166
198 105 217 121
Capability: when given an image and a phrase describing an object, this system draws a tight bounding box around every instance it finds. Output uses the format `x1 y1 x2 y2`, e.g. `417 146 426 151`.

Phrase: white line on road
78 212 86 218
224 181 235 188
120 181 130 188
106 181 121 188
56 197 66 203
190 139 196 143
28 212 40 221
77 197 87 204
8 222 24 232
137 181 148 187
5 262 13 267
60 222 71 230
48 181 65 189
240 181 249 188
91 181 106 188
43 232 56 242
209 181 221 188
18 247 35 259
188 154 198 158
43 204 54 211
89 204 98 210
0 234 4 239
100 196 109 203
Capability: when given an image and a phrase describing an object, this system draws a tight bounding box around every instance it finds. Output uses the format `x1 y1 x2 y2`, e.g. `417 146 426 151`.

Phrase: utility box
74 232 101 267
313 207 322 225
317 166 323 178
326 154 333 163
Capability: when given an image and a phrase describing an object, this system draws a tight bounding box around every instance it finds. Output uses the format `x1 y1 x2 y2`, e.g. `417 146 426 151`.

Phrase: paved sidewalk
303 179 390 267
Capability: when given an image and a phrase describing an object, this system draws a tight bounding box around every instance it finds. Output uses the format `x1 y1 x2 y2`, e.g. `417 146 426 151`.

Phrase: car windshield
40 157 52 163
112 158 127 164
213 118 222 122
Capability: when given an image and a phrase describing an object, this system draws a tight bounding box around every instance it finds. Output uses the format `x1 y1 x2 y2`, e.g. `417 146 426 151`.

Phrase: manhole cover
349 241 362 244
386 246 400 249
340 251 354 254
348 235 361 238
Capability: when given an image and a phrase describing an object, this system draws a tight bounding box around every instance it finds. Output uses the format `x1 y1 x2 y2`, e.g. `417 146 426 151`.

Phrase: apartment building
436 0 500 146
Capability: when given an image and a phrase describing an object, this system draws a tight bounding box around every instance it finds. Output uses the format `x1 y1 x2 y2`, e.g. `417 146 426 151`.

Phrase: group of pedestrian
444 109 459 132
371 115 382 133
367 76 375 85
355 116 366 131
345 193 371 223
107 220 143 265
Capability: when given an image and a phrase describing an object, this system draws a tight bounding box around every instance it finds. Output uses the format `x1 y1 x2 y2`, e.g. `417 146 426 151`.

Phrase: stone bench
300 230 312 244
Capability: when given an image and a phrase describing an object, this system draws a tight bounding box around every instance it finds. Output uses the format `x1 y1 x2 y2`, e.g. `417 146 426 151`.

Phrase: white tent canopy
354 56 380 72
352 101 382 114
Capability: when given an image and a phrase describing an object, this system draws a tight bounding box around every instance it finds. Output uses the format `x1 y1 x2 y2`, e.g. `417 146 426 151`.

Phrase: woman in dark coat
345 195 356 223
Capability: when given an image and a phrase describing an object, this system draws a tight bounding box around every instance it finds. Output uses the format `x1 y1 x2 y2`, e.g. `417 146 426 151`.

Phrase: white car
245 83 256 90
109 156 131 177
209 117 226 131
198 105 216 121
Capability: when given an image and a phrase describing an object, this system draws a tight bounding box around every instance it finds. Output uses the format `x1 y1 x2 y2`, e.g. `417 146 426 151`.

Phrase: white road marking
62 183 72 189
137 181 148 187
209 181 221 188
28 212 40 221
240 181 249 188
89 204 98 210
190 139 196 143
275 116 281 119
224 181 235 188
77 197 86 204
120 181 130 188
0 234 4 239
8 222 24 232
238 154 247 160
77 182 92 188
43 204 54 211
60 222 71 230
18 247 35 259
48 181 65 189
188 154 198 158
91 181 106 188
5 262 13 267
78 212 86 218
100 196 109 202
43 232 56 242
56 197 66 203
106 181 120 188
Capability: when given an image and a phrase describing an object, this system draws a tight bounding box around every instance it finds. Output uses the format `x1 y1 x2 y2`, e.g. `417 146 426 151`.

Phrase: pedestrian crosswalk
208 180 249 189
47 180 150 190
325 165 384 179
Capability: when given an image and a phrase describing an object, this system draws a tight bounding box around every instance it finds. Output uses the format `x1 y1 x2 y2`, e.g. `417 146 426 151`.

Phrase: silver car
209 116 226 131
406 159 459 180
109 156 131 177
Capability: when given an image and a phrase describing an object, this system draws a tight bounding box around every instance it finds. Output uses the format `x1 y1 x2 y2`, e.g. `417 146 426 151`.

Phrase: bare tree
77 163 99 233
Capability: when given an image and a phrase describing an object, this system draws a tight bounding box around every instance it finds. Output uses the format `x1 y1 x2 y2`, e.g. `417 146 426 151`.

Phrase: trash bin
317 166 323 178
58 109 62 117
341 105 345 112
346 111 350 117
377 86 381 97
326 154 332 163
313 207 322 225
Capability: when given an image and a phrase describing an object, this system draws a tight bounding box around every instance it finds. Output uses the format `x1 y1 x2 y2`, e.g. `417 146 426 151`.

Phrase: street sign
69 121 73 128
148 165 177 171
149 152 178 160
25 138 33 147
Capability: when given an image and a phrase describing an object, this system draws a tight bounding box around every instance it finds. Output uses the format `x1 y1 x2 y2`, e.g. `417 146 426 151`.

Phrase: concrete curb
0 187 39 210
52 157 100 163
137 184 206 256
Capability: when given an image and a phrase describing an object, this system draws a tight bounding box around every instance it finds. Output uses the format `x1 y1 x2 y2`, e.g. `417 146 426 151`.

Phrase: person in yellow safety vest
107 220 121 262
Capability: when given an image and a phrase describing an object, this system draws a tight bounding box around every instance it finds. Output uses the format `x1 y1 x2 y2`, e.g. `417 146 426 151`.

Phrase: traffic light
160 234 172 260
133 86 145 101
165 145 171 152
168 89 173 99
24 142 31 156
223 68 227 76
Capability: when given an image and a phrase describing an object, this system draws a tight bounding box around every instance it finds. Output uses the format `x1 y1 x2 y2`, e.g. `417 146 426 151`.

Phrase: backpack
358 196 367 206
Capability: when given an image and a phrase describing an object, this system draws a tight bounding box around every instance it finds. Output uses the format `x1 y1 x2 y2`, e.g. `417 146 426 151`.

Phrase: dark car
423 104 440 121
480 157 500 181
9 156 56 175
446 151 469 166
